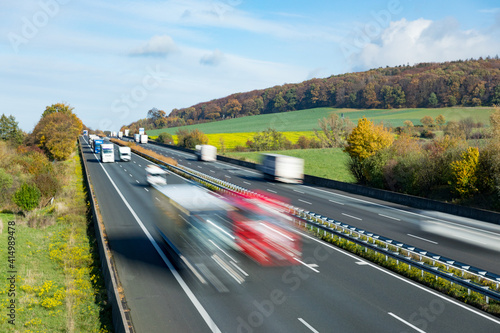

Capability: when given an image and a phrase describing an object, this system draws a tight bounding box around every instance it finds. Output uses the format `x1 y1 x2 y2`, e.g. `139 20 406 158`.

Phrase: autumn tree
344 117 393 182
314 113 353 148
176 129 208 148
41 102 74 118
435 114 446 129
345 117 393 160
490 106 500 138
157 132 174 144
29 105 82 160
247 128 291 151
420 116 434 127
224 99 242 118
449 147 479 198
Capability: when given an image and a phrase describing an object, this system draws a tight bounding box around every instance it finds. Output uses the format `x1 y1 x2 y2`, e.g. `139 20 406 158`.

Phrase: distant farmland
146 106 496 136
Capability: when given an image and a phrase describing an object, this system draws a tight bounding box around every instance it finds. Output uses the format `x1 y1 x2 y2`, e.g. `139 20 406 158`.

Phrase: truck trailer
100 144 115 163
118 146 131 161
140 134 148 144
260 154 304 184
195 145 217 162
93 139 103 154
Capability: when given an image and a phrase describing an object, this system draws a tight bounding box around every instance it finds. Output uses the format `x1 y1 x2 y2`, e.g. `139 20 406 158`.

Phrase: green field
147 106 496 136
225 148 356 183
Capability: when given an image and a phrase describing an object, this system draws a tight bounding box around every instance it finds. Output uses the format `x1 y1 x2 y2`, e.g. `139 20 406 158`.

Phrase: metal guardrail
129 143 500 304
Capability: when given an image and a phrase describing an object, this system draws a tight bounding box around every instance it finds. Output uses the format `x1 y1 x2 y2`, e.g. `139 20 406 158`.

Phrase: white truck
260 154 304 184
145 165 167 185
118 146 131 161
140 134 148 144
195 144 217 162
124 129 129 137
134 134 140 143
100 143 115 163
118 131 123 139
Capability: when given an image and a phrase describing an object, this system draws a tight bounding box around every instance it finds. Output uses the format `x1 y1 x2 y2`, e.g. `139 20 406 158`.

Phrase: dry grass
110 138 178 166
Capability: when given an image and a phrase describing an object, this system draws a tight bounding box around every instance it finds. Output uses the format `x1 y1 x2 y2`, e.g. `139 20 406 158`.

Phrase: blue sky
1 0 499 132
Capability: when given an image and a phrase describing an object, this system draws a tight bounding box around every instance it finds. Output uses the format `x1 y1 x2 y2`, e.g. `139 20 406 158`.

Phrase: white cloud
130 35 179 57
200 49 225 66
352 17 500 69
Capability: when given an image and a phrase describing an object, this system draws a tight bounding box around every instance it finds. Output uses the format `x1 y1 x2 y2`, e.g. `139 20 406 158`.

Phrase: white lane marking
294 189 305 194
356 261 370 265
119 165 123 168
155 197 160 202
299 199 312 205
187 162 191 165
138 164 141 167
379 214 401 221
267 182 276 186
298 318 319 333
243 181 251 185
296 229 500 326
267 189 277 193
210 170 215 173
294 258 319 273
133 161 136 163
136 180 139 183
303 185 500 237
144 188 149 192
198 166 203 169
329 199 344 205
407 234 438 245
342 213 362 220
95 156 222 333
225 175 231 179
388 312 426 333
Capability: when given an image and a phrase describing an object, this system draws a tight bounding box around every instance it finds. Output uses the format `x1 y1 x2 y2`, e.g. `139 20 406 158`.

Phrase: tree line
123 57 500 132
343 108 500 209
0 103 82 212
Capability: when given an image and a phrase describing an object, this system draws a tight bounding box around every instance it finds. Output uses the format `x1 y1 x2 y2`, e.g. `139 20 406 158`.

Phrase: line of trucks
87 134 131 163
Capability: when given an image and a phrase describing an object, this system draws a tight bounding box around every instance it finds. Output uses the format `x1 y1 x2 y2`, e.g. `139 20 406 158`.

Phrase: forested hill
127 58 500 131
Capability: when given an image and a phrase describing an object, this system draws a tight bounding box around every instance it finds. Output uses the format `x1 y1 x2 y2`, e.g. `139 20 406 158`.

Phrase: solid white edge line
295 229 500 326
96 156 222 333
298 318 320 333
388 312 426 333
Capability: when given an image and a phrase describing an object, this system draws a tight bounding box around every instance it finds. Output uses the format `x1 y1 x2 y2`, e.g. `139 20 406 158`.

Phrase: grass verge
224 148 356 183
0 150 112 332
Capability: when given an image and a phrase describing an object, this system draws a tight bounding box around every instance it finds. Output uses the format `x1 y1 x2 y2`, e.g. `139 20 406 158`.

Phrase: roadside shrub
420 129 435 139
0 167 13 205
157 132 174 144
34 172 60 198
13 182 41 211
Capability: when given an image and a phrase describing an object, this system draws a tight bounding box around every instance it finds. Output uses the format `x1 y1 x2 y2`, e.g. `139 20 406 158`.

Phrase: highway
81 137 500 332
140 141 500 276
